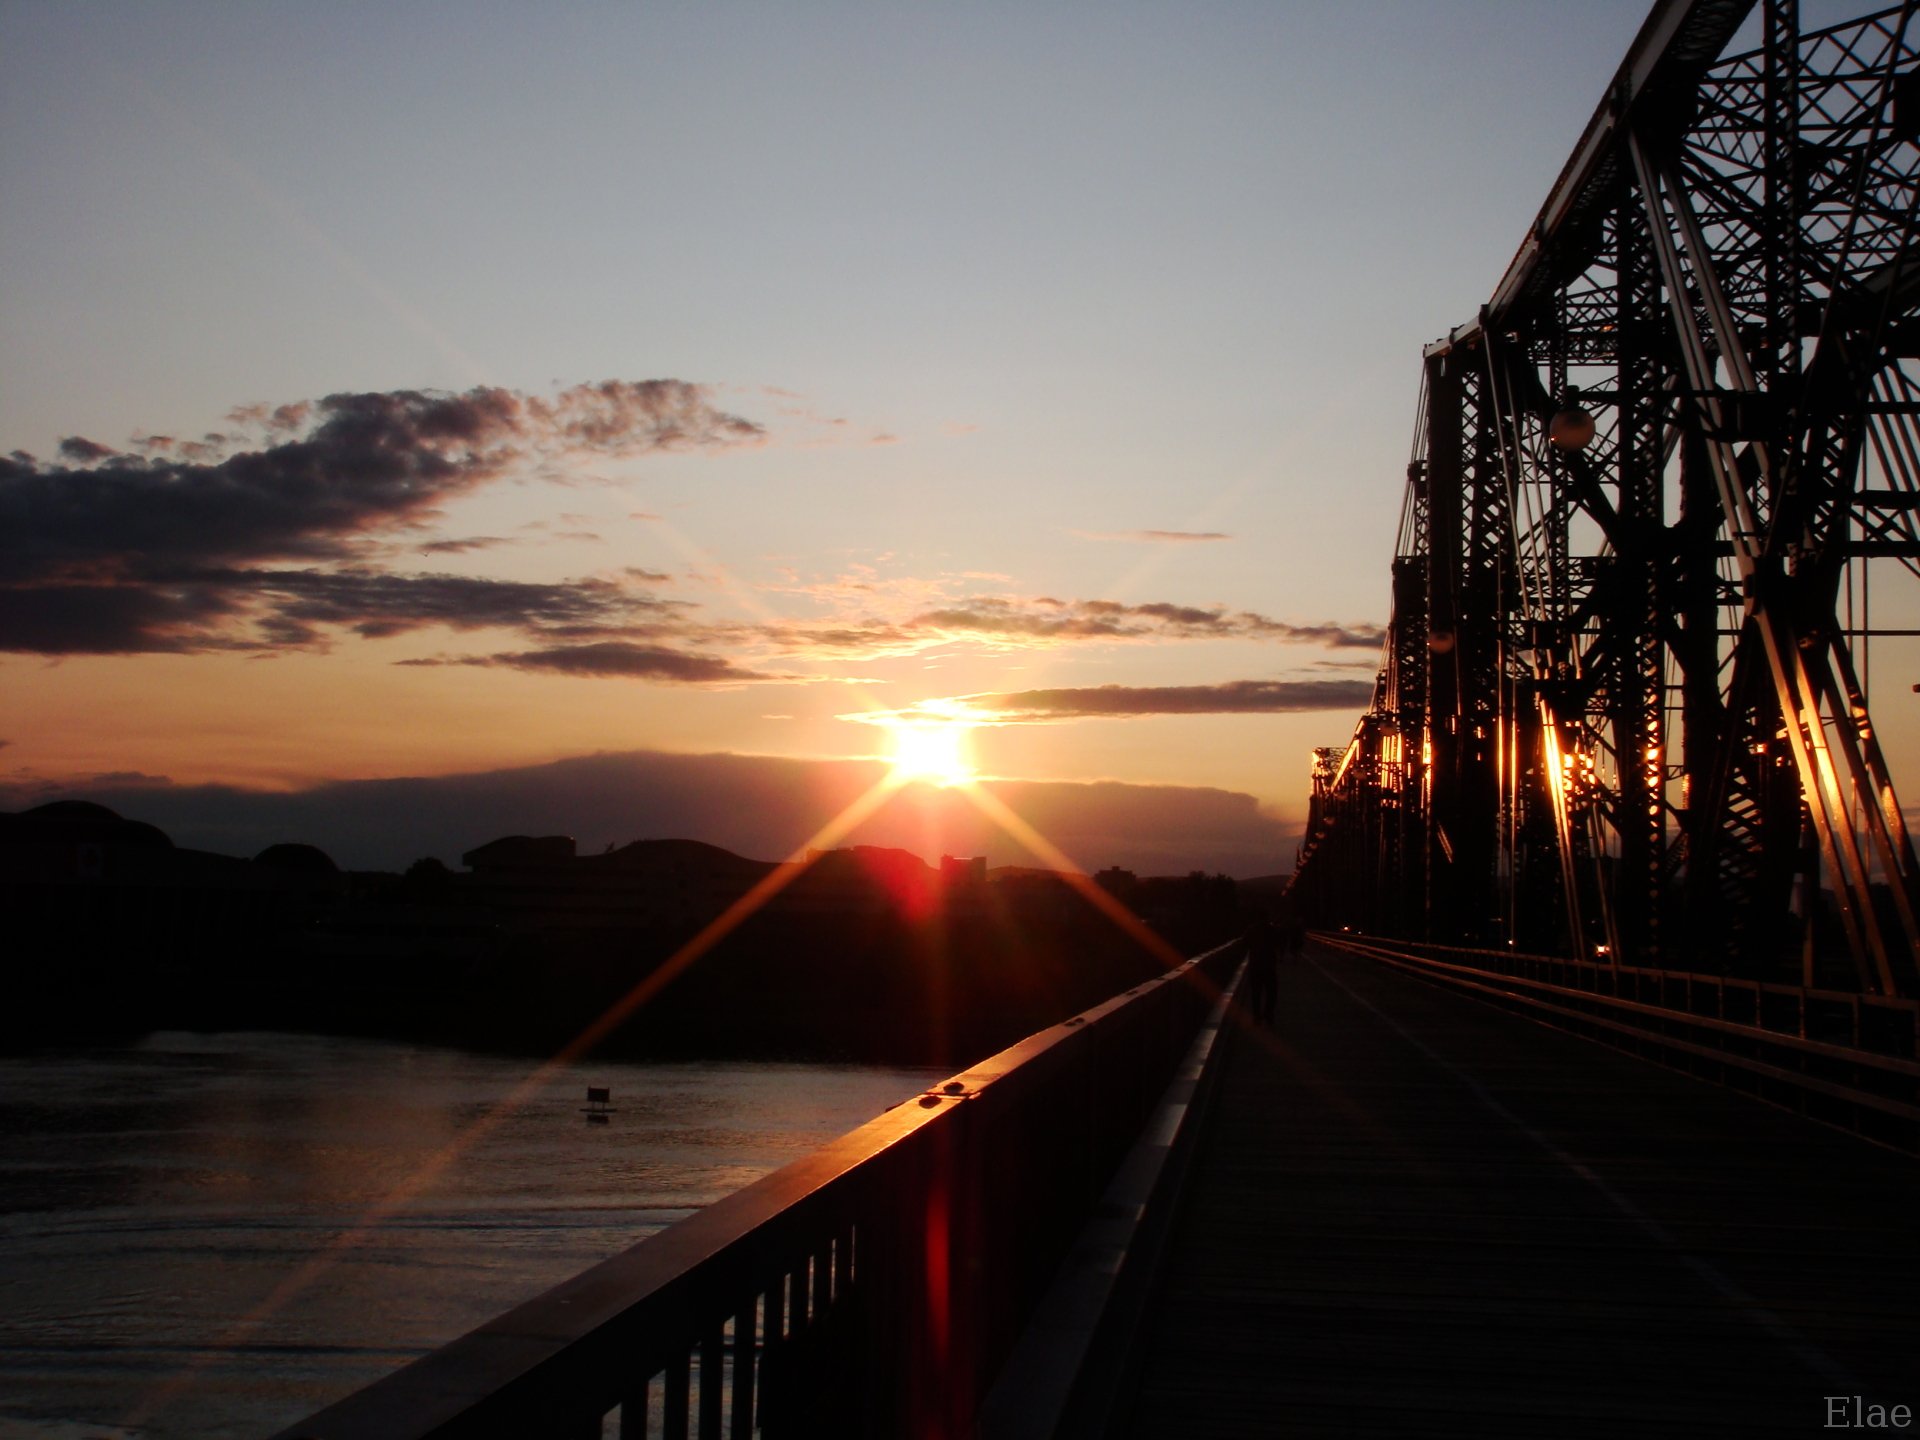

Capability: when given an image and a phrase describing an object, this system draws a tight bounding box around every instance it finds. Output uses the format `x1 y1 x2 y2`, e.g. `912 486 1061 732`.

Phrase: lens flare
885 720 975 787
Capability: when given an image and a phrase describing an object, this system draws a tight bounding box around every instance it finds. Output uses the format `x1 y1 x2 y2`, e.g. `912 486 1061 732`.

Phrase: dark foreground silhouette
4 803 1251 1065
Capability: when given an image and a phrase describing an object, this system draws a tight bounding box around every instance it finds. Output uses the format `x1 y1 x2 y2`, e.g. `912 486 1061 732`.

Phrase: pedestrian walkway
1108 945 1920 1437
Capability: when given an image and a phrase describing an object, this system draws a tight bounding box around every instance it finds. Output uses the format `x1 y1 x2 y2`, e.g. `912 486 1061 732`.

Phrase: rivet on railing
919 1079 977 1104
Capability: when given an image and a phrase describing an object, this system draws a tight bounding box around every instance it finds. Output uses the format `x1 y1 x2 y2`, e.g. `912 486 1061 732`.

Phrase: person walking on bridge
1241 910 1281 1026
1280 905 1306 961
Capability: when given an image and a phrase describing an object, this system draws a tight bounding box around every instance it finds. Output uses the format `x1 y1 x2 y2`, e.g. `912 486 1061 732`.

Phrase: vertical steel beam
1425 350 1466 942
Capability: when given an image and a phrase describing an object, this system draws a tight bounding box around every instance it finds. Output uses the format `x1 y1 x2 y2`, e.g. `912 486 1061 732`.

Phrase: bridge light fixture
1548 402 1596 451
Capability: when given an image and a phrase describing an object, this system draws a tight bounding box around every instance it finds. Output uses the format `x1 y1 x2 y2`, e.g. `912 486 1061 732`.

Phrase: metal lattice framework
1292 0 1920 996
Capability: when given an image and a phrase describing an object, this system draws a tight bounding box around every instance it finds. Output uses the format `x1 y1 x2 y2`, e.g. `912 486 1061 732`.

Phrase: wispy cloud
399 587 1385 685
1073 529 1232 544
848 678 1376 726
759 596 1383 660
755 386 903 450
430 641 779 684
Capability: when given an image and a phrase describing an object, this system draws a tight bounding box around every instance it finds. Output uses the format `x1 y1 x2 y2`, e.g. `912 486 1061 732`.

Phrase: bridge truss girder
1292 0 1920 995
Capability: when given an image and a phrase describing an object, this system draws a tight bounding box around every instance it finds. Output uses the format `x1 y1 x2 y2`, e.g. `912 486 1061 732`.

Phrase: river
0 1030 939 1439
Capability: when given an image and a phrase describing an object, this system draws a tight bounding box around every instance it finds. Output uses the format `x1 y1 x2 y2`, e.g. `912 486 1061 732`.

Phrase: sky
0 0 1670 876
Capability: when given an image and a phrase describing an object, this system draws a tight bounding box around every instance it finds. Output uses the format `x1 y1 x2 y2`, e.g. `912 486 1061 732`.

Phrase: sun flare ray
959 785 1193 973
126 767 910 1427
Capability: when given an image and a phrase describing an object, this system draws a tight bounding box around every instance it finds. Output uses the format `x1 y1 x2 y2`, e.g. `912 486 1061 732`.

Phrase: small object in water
581 1085 615 1118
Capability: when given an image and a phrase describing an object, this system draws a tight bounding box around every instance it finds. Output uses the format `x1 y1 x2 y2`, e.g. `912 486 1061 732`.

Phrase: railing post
698 1323 724 1437
663 1351 691 1440
860 1161 913 1437
729 1297 755 1440
619 1378 650 1440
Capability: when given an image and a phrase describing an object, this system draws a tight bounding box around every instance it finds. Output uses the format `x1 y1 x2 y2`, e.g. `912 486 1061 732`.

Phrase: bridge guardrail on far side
1319 932 1920 1155
270 940 1239 1440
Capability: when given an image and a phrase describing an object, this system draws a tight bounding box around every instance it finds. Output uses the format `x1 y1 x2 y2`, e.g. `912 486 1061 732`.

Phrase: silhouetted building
785 846 938 917
941 854 987 886
990 867 1082 922
460 834 773 933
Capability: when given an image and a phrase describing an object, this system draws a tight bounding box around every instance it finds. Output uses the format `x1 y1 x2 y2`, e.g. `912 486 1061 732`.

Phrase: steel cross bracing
1292 0 1920 997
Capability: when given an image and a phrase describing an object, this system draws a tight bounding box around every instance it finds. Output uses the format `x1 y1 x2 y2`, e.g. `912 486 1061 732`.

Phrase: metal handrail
271 943 1237 1440
1322 930 1920 1057
1322 933 1920 1152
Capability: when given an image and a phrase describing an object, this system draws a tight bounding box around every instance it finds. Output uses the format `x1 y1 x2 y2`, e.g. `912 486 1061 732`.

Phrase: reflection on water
0 1031 937 1440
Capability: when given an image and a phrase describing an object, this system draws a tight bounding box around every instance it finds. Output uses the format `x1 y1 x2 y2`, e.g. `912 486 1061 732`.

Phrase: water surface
0 1031 937 1439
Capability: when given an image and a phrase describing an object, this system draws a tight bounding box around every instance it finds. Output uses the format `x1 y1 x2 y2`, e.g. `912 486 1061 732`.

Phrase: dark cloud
0 750 1295 877
0 568 683 653
57 436 119 462
948 679 1376 722
417 536 512 555
461 641 776 683
1264 621 1386 648
0 582 247 653
236 569 685 644
0 381 759 655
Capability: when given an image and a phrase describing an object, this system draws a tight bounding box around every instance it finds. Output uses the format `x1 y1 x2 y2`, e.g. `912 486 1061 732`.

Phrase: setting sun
884 721 976 788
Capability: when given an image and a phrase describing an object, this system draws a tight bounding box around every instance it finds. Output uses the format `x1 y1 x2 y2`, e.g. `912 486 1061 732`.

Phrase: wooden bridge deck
1100 945 1920 1438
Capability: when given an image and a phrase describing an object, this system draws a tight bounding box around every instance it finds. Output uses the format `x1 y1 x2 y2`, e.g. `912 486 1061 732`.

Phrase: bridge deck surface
1106 945 1920 1438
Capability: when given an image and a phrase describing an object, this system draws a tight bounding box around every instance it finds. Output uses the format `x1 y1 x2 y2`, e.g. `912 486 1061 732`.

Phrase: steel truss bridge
1291 0 1920 999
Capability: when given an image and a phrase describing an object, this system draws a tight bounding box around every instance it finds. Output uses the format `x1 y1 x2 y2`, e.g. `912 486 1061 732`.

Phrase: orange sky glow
2 0 1770 878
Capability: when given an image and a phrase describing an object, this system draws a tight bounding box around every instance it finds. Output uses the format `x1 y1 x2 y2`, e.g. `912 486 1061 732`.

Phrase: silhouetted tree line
2 804 1251 1064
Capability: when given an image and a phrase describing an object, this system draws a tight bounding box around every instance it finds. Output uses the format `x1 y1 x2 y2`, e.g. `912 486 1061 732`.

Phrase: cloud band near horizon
0 748 1300 879
850 677 1376 726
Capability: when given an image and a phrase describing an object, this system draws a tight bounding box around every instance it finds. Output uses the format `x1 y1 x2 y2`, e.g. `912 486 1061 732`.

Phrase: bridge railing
271 942 1237 1440
1322 932 1920 1057
1321 932 1920 1153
